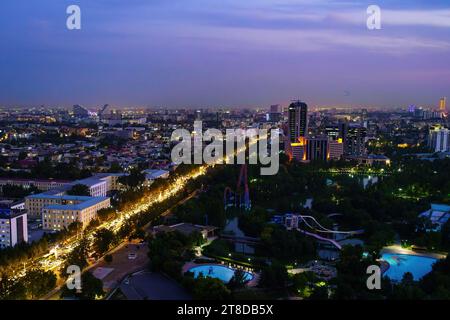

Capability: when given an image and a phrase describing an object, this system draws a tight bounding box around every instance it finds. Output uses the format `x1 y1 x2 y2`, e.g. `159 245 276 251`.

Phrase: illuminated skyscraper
345 124 367 156
288 101 308 143
440 97 447 111
429 126 449 152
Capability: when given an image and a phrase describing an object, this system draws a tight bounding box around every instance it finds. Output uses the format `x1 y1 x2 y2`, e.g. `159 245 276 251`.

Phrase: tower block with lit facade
287 100 308 161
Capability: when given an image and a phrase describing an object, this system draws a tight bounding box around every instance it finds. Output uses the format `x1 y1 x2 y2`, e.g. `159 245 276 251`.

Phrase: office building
325 125 340 141
288 101 308 142
305 136 329 161
328 139 344 160
344 124 367 156
25 194 110 230
428 126 450 152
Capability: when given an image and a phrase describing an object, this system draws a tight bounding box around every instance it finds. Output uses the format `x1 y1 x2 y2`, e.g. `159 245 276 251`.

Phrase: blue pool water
188 265 254 283
382 253 437 281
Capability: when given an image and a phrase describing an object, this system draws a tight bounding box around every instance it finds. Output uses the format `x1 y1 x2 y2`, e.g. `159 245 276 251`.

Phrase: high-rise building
325 125 340 141
345 124 367 156
428 126 450 152
270 104 282 113
289 137 306 161
440 97 447 112
305 136 328 161
268 104 282 122
288 101 308 142
328 139 344 160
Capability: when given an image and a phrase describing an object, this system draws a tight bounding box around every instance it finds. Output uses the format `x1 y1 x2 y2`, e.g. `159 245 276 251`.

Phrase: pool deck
182 261 259 287
381 245 447 260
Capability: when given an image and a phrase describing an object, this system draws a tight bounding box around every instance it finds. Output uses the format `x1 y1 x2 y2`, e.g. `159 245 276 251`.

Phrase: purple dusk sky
0 0 449 109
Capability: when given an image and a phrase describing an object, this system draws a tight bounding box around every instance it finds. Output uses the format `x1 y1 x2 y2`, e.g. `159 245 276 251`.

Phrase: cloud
188 26 450 54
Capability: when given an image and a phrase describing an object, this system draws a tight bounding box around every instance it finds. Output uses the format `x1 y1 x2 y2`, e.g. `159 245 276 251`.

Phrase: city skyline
1 0 450 108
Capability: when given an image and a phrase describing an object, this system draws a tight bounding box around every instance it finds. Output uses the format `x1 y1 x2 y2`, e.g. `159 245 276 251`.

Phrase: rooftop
44 196 109 211
27 194 93 201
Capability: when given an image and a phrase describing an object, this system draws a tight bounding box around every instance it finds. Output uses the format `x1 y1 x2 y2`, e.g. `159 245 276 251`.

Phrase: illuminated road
38 165 208 274
14 133 268 298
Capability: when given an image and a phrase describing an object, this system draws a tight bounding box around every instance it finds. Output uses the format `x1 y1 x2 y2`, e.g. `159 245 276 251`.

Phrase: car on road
128 253 137 260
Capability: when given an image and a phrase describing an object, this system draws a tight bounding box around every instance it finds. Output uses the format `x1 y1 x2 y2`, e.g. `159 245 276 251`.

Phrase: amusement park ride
278 213 364 250
224 164 251 211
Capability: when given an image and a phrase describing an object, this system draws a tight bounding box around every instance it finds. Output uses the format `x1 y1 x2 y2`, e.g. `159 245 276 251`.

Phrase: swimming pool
188 265 254 283
381 253 437 281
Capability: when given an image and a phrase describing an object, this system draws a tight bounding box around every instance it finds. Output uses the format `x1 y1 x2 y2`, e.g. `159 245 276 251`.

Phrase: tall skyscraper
440 97 447 111
345 124 367 156
428 126 449 152
288 101 308 143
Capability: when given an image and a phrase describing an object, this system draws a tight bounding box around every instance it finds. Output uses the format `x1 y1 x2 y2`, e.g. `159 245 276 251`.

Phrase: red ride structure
223 164 251 211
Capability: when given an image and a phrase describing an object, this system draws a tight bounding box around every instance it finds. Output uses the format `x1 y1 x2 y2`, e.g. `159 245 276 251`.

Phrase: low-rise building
40 195 110 231
419 203 450 232
41 173 127 197
0 178 70 191
142 169 169 186
350 154 391 166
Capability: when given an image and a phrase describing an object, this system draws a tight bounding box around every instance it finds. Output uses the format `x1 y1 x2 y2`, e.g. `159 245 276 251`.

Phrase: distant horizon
0 101 444 112
1 1 449 108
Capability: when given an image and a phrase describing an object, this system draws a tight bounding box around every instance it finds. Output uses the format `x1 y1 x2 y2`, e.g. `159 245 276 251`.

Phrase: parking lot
92 242 149 292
